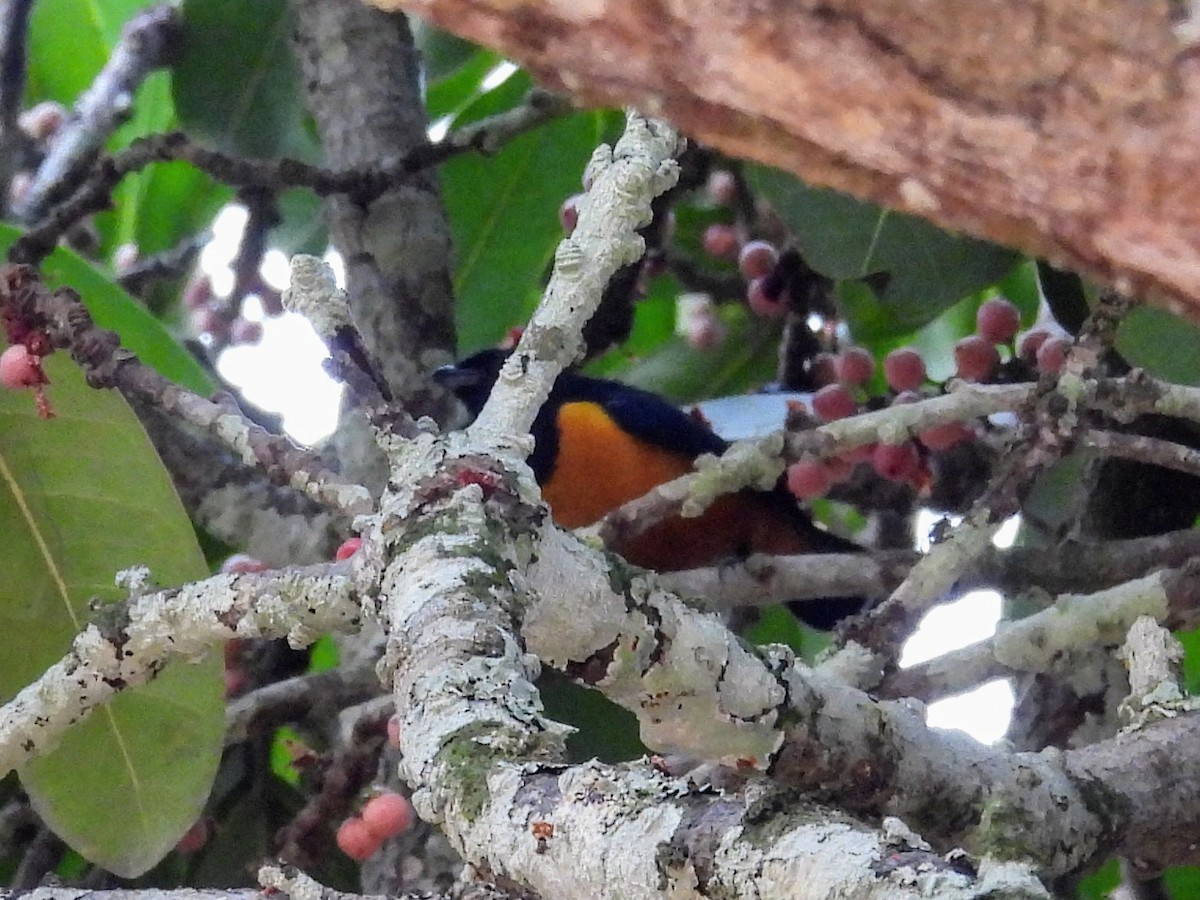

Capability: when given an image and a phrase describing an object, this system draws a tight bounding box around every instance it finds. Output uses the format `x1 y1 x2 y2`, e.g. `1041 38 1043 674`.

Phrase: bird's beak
431 363 484 390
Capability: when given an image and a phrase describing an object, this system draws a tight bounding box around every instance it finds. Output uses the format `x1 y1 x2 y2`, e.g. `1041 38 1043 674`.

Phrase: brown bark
376 0 1200 321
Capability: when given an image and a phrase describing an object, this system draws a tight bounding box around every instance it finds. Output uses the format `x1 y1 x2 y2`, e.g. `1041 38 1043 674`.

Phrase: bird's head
432 348 509 417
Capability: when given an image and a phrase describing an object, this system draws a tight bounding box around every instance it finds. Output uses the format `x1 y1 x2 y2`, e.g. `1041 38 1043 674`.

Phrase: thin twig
0 0 34 210
14 4 181 223
1 265 374 519
117 229 211 296
10 90 571 266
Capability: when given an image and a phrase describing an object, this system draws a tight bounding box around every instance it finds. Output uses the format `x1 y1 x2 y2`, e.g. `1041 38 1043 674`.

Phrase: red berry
954 336 1000 382
361 792 415 840
976 297 1021 344
872 442 922 482
837 347 875 386
221 553 268 574
737 240 779 280
175 819 210 854
1017 328 1050 363
812 384 857 421
387 716 402 748
337 817 382 861
706 169 738 206
786 460 832 500
559 194 582 234
685 317 725 350
335 538 362 561
0 344 42 389
1036 337 1070 375
808 352 838 387
883 348 927 392
842 442 876 464
702 224 739 260
918 422 974 451
224 668 248 699
747 277 787 318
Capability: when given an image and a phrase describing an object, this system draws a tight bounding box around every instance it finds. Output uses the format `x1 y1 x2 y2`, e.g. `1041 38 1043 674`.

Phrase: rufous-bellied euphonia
434 349 865 629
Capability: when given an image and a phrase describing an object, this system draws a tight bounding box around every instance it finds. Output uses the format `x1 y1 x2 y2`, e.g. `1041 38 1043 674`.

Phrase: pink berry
883 348 927 392
559 194 582 234
786 460 832 500
702 224 739 260
954 336 1000 382
0 344 42 389
1017 328 1050 364
918 422 974 451
842 442 876 464
812 384 857 421
872 442 922 482
737 240 779 280
361 792 414 840
387 716 402 748
223 668 248 699
747 277 787 318
706 169 737 206
335 538 362 561
1036 337 1070 375
685 317 726 351
221 553 268 574
337 817 382 861
837 347 875 386
976 297 1021 344
175 819 210 854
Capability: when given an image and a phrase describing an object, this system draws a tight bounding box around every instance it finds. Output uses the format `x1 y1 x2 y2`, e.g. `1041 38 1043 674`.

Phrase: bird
433 348 865 629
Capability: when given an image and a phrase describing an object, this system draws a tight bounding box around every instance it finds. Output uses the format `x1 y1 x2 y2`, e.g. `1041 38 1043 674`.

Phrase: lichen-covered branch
0 563 361 774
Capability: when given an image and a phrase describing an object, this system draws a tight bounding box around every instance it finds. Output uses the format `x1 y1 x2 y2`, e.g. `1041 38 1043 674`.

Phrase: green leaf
101 71 230 263
26 0 158 105
1073 858 1118 899
1165 867 1200 898
1116 306 1200 386
411 18 480 83
273 188 328 257
615 306 783 403
0 224 212 394
425 48 503 121
0 354 223 876
747 165 1020 331
842 261 1041 386
174 0 318 161
441 70 623 352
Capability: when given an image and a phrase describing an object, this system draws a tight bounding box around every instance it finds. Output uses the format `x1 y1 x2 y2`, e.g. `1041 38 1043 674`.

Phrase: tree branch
375 0 1200 321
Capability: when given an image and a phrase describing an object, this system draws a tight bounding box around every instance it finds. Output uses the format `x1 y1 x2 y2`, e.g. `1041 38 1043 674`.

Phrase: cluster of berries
335 789 415 861
181 272 279 350
336 714 413 860
784 298 1071 501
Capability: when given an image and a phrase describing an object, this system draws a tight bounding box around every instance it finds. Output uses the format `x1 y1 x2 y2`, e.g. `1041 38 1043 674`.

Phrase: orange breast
540 402 825 571
541 401 695 528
